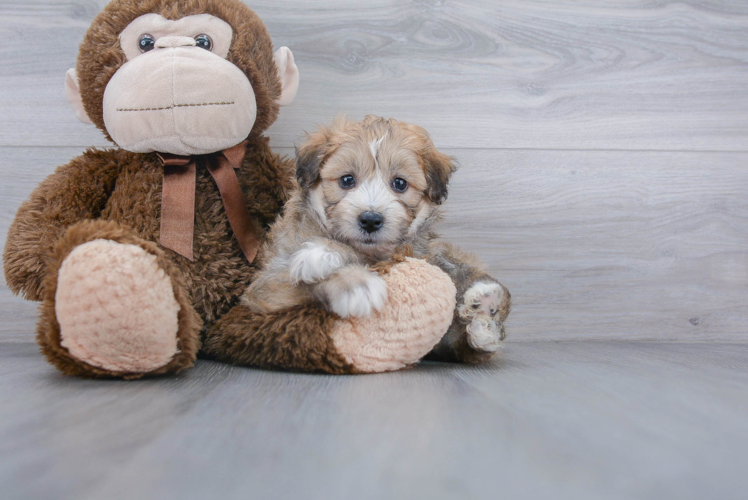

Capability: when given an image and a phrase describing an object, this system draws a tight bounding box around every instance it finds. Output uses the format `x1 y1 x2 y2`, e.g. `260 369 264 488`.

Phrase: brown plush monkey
3 0 509 379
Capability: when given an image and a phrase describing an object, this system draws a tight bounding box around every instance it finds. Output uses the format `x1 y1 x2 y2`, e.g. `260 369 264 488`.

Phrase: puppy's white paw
329 272 388 318
459 281 507 351
466 316 501 352
289 242 344 284
459 282 506 320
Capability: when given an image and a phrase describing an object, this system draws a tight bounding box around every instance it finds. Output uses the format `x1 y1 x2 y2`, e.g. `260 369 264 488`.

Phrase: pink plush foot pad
55 239 181 373
331 258 457 373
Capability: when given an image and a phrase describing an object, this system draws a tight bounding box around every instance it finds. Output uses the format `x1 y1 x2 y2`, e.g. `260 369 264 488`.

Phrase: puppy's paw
459 281 507 323
328 271 388 319
458 281 508 351
289 242 344 284
466 316 501 352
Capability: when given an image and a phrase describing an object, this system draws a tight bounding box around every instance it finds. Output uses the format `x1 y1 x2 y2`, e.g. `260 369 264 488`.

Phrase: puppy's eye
194 34 212 51
392 177 408 193
139 34 155 52
339 175 356 189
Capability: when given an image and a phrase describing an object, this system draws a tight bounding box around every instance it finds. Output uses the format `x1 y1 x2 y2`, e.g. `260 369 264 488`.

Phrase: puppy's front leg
289 242 346 284
288 242 387 318
425 241 511 363
313 265 388 319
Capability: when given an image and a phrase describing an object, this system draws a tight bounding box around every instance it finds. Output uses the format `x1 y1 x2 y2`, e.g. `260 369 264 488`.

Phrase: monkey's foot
458 282 509 353
55 239 182 373
330 258 456 373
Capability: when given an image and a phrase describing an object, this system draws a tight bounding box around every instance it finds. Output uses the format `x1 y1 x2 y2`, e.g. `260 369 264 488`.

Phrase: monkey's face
103 14 256 156
66 1 299 156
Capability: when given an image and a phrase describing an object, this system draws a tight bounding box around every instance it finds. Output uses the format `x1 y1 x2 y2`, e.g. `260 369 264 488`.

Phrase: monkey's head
65 0 299 156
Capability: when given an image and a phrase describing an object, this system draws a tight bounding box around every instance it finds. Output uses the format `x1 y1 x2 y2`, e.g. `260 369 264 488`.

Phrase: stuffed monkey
3 0 509 379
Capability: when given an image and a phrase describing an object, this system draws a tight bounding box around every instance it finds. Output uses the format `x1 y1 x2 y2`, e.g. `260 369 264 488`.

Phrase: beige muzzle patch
102 46 257 156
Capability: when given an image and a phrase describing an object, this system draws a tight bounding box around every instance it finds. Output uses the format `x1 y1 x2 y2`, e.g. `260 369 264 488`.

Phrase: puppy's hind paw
459 282 509 326
458 281 509 353
467 316 501 352
329 272 388 319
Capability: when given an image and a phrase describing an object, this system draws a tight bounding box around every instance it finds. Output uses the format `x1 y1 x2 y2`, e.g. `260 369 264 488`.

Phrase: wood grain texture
437 149 748 342
2 3 747 499
2 146 746 342
1 1 748 150
1 342 747 500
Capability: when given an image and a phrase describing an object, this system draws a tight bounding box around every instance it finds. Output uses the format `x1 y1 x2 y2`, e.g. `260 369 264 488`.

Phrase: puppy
244 116 510 361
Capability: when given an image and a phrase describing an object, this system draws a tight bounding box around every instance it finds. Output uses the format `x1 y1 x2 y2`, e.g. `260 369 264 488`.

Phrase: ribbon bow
157 140 261 263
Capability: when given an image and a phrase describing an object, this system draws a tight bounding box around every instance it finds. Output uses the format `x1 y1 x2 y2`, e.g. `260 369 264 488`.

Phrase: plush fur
244 116 511 365
5 137 292 327
329 256 456 373
36 219 201 379
201 303 353 374
244 116 456 317
76 0 282 142
3 0 510 377
3 0 296 377
56 239 182 373
203 252 456 374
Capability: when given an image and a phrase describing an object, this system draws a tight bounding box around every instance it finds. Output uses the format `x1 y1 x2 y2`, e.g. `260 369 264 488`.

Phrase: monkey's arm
424 240 511 363
3 148 121 301
204 254 454 375
240 137 297 229
203 303 357 374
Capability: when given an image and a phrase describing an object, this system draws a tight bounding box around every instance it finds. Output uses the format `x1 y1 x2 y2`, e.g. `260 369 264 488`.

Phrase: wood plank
2 146 746 342
438 148 748 341
1 342 747 500
1 1 748 150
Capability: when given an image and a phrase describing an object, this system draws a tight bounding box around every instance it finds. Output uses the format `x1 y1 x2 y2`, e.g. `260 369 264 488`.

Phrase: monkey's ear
65 68 94 125
273 47 299 106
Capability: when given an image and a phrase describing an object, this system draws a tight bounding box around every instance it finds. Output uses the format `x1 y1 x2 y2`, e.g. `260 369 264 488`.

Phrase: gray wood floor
1 1 748 499
2 342 748 500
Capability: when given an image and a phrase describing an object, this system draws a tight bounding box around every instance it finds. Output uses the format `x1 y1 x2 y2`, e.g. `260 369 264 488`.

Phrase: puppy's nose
358 211 384 233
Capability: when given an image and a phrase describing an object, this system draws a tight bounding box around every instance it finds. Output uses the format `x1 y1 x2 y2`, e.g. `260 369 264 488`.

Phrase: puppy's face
296 116 456 258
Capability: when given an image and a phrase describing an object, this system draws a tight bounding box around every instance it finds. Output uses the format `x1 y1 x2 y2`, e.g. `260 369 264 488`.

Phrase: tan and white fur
243 115 510 362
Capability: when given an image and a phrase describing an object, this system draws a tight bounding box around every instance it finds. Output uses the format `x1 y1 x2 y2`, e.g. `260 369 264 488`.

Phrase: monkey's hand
329 257 456 373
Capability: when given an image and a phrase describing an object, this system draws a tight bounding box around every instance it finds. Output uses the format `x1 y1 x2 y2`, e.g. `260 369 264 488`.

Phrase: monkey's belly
99 165 256 328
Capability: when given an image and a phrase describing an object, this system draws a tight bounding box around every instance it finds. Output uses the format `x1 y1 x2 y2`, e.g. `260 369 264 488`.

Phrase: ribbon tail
160 161 196 260
208 156 262 263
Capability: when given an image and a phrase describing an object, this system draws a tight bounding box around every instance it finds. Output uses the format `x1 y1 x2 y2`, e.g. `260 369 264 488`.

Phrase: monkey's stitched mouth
116 101 235 112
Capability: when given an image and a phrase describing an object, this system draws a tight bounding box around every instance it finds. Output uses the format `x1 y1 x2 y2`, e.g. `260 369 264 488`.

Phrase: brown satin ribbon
157 141 261 263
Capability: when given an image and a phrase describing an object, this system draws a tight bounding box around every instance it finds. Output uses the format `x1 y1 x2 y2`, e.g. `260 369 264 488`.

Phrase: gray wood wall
1 0 747 342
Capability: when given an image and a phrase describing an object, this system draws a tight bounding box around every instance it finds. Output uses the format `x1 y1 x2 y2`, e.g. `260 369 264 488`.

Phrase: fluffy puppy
244 115 510 360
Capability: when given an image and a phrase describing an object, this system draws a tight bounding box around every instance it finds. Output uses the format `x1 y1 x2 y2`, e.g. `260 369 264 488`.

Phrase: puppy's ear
295 131 327 189
295 116 353 188
421 140 457 205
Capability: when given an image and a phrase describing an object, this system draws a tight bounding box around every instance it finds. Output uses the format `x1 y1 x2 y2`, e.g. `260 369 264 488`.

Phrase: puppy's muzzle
358 211 384 233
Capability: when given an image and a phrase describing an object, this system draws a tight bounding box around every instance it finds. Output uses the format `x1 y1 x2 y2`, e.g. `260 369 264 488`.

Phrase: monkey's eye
392 177 408 193
339 175 356 189
138 34 155 53
194 34 212 51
